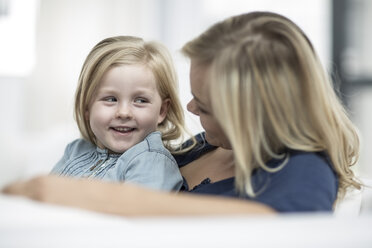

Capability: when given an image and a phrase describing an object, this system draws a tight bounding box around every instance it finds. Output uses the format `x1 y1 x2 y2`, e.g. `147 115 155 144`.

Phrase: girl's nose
115 104 133 119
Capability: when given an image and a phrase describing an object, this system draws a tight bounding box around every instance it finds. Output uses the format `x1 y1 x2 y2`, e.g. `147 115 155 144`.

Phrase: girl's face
86 64 168 153
187 60 231 149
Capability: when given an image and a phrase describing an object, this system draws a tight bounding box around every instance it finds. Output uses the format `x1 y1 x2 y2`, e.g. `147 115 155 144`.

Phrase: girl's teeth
115 127 134 132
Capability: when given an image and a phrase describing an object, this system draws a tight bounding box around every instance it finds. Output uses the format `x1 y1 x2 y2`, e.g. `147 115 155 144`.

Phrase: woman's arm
2 175 275 216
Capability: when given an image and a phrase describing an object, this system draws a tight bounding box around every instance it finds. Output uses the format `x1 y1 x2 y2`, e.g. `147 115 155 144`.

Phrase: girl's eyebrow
97 87 155 98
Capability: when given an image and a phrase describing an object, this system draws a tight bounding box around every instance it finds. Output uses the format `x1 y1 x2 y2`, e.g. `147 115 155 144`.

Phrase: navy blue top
174 133 338 212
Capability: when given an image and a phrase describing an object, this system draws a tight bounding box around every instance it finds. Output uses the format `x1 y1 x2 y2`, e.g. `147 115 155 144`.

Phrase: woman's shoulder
285 150 334 174
257 150 338 212
179 132 208 149
267 150 337 186
173 132 216 167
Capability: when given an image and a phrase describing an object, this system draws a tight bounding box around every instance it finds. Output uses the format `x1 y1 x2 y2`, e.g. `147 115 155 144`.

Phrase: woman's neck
180 147 235 189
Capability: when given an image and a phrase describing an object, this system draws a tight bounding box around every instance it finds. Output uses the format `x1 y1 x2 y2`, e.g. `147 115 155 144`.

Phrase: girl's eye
104 97 117 102
134 98 148 103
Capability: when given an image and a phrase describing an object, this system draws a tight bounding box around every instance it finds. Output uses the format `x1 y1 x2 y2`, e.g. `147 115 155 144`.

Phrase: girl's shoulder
64 138 96 157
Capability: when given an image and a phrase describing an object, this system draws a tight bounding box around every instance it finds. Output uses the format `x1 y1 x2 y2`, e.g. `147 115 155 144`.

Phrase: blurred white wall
3 0 371 185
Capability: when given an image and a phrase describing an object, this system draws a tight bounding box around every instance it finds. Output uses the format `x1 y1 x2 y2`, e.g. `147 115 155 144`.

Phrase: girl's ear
158 98 170 124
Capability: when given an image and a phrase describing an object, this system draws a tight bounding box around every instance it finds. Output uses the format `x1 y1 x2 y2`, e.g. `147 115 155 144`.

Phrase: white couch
1 127 371 247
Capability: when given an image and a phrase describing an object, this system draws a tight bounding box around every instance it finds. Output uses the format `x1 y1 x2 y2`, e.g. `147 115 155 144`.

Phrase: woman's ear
158 98 170 124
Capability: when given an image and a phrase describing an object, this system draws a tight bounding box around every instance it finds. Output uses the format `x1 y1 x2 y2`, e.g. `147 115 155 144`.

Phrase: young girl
51 36 188 191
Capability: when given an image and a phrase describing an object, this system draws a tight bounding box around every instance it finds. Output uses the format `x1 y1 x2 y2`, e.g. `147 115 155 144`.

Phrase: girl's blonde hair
75 36 187 152
182 12 361 199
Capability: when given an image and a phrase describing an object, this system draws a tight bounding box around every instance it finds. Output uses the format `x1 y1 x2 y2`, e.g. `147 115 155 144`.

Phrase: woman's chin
205 134 232 149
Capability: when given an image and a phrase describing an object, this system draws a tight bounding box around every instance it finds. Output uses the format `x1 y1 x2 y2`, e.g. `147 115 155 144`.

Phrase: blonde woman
3 12 360 214
50 35 190 191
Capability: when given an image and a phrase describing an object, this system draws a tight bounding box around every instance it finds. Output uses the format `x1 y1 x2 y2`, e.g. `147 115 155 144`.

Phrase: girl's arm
2 175 275 216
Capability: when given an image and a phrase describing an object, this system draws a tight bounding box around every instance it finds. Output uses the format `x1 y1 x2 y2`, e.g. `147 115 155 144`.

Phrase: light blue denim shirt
51 131 182 191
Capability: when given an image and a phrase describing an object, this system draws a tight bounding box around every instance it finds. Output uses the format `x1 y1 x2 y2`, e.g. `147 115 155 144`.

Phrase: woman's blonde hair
182 12 361 198
75 36 187 152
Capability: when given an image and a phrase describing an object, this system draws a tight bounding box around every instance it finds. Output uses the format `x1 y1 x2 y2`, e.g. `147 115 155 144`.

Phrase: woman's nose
187 99 199 116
